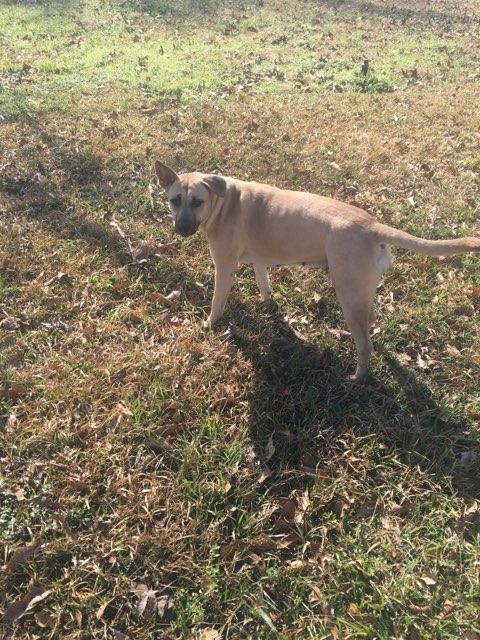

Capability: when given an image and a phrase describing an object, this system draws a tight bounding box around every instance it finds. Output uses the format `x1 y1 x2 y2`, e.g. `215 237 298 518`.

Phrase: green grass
1 0 480 638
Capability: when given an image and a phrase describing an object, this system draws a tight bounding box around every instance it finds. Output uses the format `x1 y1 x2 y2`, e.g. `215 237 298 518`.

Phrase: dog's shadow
228 299 479 499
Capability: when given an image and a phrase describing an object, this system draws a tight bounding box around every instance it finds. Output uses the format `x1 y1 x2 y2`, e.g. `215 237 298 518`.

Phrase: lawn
1 0 479 638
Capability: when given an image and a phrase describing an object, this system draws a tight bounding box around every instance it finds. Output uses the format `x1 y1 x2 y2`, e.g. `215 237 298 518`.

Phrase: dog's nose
175 219 195 237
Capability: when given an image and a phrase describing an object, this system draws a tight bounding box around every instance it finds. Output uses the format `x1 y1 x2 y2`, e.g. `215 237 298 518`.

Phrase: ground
0 0 479 638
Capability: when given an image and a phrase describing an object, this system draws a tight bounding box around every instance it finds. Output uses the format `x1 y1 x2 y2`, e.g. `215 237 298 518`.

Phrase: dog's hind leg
328 242 384 382
253 264 271 302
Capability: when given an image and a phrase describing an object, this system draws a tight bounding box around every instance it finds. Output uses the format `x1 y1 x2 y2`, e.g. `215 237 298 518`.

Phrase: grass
1 0 479 638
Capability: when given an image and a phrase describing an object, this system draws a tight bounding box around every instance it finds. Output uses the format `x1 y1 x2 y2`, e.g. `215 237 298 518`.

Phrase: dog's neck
199 181 236 236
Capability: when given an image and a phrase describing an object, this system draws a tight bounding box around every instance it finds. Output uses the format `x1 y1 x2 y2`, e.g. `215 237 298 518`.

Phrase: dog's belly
240 252 328 270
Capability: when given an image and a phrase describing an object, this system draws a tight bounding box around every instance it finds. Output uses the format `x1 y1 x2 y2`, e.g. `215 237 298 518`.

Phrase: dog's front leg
253 264 271 302
206 263 235 328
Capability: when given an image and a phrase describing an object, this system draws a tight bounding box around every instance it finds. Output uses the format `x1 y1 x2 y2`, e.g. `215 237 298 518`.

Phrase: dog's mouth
175 222 198 237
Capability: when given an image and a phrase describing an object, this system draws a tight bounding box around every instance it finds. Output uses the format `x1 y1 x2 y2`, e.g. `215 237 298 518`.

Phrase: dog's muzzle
175 220 198 237
174 212 198 237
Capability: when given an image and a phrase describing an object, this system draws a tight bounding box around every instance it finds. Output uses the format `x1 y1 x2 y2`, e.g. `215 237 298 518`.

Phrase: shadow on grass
316 0 479 29
119 0 256 21
230 300 478 499
0 117 134 260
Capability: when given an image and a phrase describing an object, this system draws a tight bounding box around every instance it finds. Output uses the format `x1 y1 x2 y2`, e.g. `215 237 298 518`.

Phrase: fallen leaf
155 240 180 255
4 539 44 573
44 271 70 287
156 594 173 619
4 586 51 622
0 316 21 330
248 535 276 554
5 486 25 501
397 352 412 364
5 412 17 431
257 465 272 485
278 498 296 521
327 327 350 340
265 433 275 461
459 450 478 467
219 540 245 560
295 488 310 523
287 559 304 569
144 437 172 454
96 600 110 620
446 344 461 357
35 610 54 628
334 497 351 519
308 585 325 603
329 161 342 171
419 576 436 586
133 586 157 619
200 628 220 640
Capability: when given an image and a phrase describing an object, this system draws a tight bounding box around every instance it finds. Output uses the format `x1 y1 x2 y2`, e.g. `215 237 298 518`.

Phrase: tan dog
155 161 479 381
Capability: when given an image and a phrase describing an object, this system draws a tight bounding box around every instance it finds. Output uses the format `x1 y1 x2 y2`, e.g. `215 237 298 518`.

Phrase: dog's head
155 161 226 237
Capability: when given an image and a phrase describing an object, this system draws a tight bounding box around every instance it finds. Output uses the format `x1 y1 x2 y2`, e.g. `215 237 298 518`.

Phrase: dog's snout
175 213 197 237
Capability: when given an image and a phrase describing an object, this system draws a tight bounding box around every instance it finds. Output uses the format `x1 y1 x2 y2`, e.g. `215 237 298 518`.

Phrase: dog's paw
347 372 366 384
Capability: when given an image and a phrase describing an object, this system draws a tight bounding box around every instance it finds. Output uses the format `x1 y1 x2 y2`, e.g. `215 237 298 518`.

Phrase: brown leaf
144 437 173 454
275 532 301 549
419 576 436 586
4 586 51 622
4 539 44 573
35 610 55 628
446 344 461 358
0 316 21 330
390 499 413 515
347 602 375 622
5 486 25 501
248 535 276 554
334 497 351 519
219 540 246 560
278 498 297 521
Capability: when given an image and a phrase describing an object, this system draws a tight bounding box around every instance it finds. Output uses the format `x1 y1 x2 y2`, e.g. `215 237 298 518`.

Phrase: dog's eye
190 198 203 208
170 195 181 207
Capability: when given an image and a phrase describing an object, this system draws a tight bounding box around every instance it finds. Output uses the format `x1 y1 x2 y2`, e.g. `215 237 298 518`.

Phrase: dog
155 161 479 381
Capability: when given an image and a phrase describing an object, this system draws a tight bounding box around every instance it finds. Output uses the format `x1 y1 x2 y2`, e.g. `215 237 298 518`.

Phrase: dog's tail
374 223 480 257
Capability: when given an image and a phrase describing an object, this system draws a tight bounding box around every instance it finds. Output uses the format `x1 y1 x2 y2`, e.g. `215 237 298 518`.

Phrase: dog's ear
155 161 178 190
201 174 227 198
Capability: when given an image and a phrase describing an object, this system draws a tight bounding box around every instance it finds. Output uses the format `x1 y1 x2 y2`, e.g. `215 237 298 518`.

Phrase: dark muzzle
174 211 198 237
